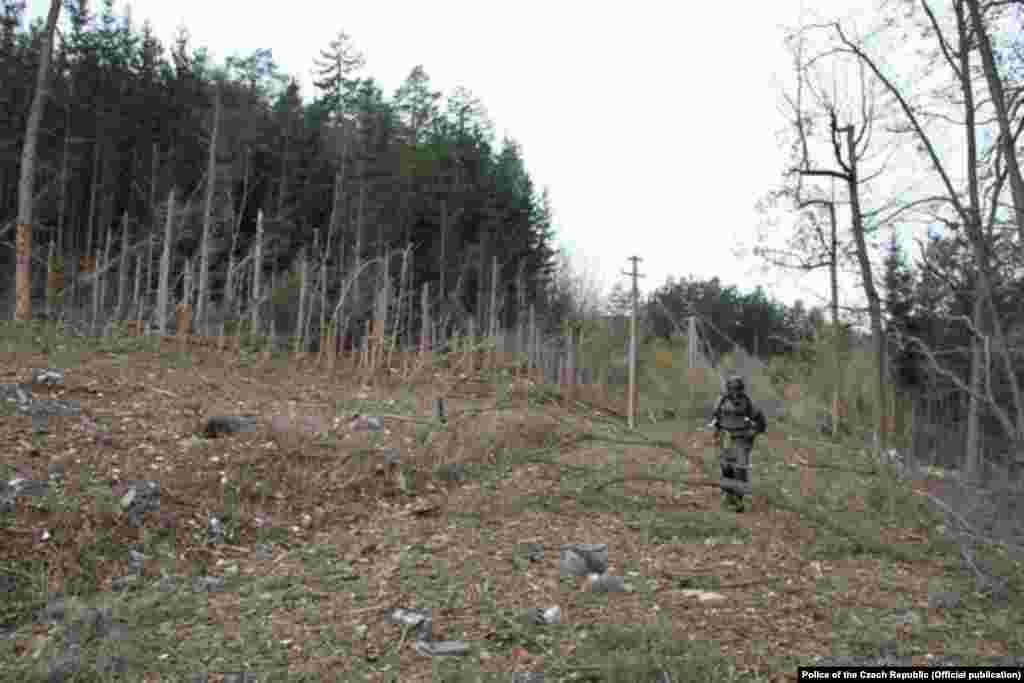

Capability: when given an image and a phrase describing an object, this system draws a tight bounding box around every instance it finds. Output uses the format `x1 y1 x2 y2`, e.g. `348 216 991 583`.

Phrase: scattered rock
889 608 920 627
350 414 383 432
414 640 470 657
382 448 401 466
816 413 833 437
525 605 561 626
253 543 274 561
110 574 139 593
223 672 258 682
191 576 225 593
207 514 227 545
203 415 259 438
512 674 545 683
47 463 64 483
35 595 66 625
32 413 49 434
436 463 466 482
116 480 161 528
31 368 64 386
385 607 433 641
524 542 544 562
587 573 627 593
560 543 608 576
157 574 178 593
927 590 961 610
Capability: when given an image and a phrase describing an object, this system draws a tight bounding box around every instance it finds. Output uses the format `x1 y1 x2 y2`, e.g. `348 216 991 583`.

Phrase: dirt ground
1 340 1019 681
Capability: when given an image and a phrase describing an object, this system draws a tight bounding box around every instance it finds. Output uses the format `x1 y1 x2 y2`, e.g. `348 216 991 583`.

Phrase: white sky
30 0 933 317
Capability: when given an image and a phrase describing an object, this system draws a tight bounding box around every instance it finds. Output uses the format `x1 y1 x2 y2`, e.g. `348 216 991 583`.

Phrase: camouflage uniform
711 376 766 511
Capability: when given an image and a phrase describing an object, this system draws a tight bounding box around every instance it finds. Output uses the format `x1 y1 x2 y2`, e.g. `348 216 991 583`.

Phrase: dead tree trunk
251 209 265 337
196 82 222 336
156 189 176 336
116 211 130 320
14 0 61 321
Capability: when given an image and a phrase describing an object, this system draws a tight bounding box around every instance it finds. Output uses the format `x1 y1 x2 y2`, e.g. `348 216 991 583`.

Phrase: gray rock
47 463 64 483
118 480 161 528
207 514 226 545
559 549 589 578
12 478 50 498
223 673 258 683
654 673 674 683
890 608 920 626
414 640 470 656
588 574 626 593
560 543 608 574
816 413 834 437
525 605 561 626
31 368 64 386
927 590 961 610
524 542 544 562
382 448 401 466
385 607 433 641
192 576 225 593
0 572 15 593
36 595 66 624
158 574 178 593
64 607 113 645
111 574 139 593
253 543 274 561
31 413 49 434
512 674 545 683
204 415 259 438
437 463 466 482
190 673 209 683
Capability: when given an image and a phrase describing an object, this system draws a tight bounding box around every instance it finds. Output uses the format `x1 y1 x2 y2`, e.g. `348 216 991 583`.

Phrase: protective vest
717 395 753 431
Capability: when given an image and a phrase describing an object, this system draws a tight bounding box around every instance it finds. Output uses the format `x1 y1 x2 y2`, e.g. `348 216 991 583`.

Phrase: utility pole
622 256 645 429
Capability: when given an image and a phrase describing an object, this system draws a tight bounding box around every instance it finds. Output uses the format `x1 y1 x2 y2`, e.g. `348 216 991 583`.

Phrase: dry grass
0 322 1021 681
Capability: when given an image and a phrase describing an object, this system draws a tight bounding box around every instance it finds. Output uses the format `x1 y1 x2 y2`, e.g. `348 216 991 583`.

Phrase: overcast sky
30 0 905 314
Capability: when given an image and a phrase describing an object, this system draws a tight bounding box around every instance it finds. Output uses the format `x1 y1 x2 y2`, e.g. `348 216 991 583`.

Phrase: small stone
111 574 138 593
191 576 225 593
588 574 626 593
47 463 64 483
927 590 961 610
253 543 274 561
382 448 401 466
524 542 544 562
414 640 470 657
560 543 609 574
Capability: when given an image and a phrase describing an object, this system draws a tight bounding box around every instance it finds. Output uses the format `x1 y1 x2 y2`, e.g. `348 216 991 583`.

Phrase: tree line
2 0 559 346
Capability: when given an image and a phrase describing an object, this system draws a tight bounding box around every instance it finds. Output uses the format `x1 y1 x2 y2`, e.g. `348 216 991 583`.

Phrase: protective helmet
726 376 745 394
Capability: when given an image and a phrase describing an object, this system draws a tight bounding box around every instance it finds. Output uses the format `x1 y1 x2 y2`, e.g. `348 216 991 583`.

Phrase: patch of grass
627 509 751 545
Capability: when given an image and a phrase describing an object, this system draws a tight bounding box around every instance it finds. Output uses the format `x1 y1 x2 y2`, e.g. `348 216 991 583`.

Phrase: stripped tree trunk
15 0 61 320
156 189 176 336
116 211 130 320
196 82 222 337
251 209 265 338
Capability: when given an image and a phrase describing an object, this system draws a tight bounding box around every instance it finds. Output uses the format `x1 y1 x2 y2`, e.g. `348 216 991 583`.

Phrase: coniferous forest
1 0 558 346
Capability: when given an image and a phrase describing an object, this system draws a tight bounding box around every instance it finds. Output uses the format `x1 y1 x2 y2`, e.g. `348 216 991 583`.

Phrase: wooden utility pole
622 256 645 429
